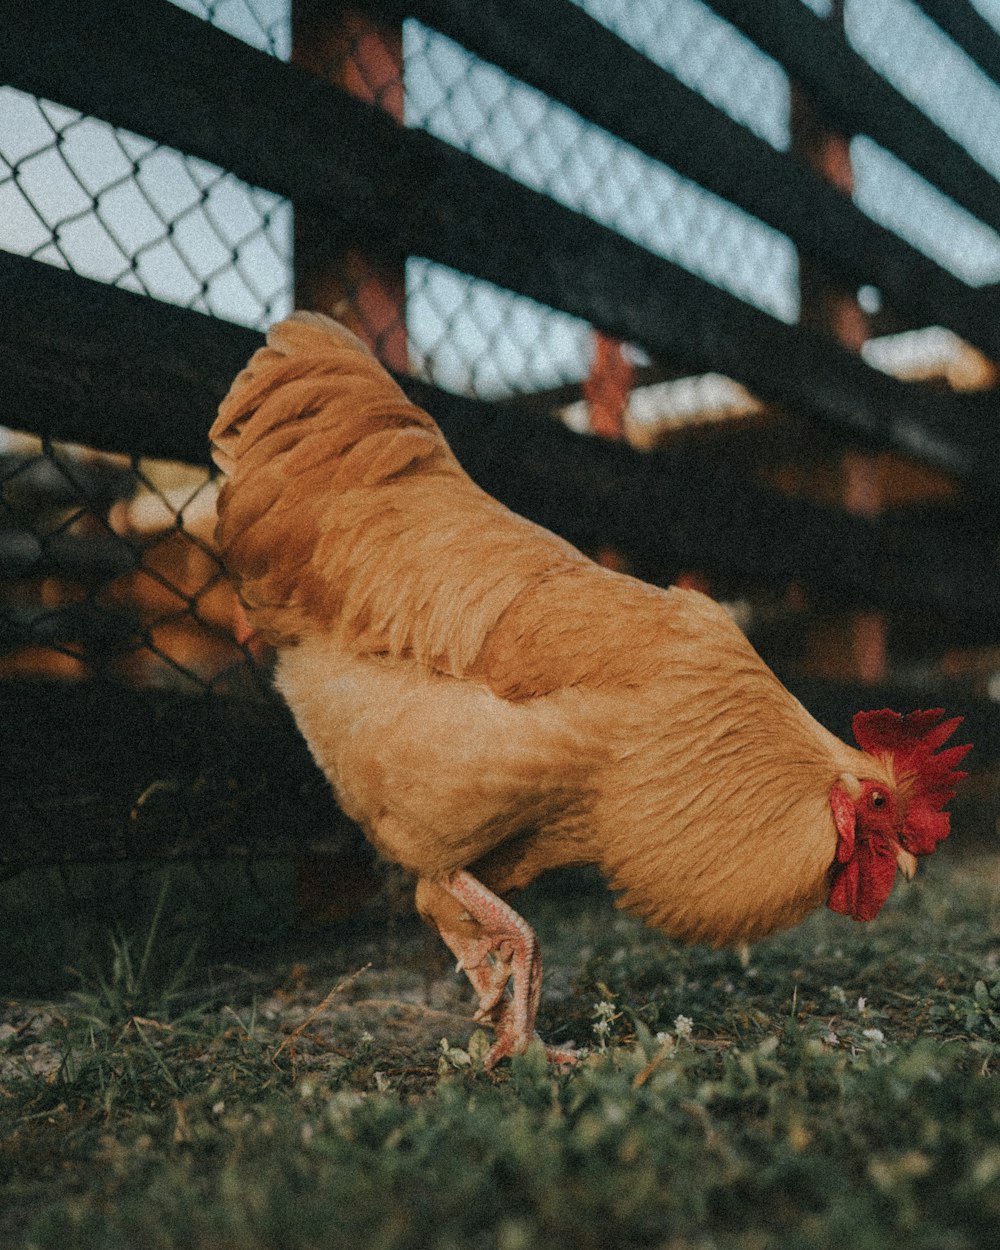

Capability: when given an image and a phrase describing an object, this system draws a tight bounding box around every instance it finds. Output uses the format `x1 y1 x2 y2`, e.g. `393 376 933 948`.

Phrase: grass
1 849 998 1250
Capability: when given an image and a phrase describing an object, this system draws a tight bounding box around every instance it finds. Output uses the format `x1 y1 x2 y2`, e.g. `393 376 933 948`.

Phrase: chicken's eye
870 791 887 809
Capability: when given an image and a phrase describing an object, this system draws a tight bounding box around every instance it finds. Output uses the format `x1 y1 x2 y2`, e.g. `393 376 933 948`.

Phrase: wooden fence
1 0 998 867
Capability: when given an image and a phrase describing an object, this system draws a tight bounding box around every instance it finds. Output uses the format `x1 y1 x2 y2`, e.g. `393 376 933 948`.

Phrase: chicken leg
418 870 575 1070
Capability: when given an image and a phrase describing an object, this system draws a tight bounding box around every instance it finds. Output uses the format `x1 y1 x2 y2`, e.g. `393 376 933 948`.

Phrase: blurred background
2 0 999 894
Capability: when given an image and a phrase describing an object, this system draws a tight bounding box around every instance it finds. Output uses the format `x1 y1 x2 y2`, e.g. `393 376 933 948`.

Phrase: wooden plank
373 0 1000 363
0 679 358 866
704 0 1000 237
0 252 258 464
393 146 992 481
0 531 136 581
443 396 1000 645
1 3 995 482
0 0 396 248
909 0 1000 88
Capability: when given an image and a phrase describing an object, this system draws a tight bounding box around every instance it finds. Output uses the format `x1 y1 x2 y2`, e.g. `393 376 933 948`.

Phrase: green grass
1 851 998 1250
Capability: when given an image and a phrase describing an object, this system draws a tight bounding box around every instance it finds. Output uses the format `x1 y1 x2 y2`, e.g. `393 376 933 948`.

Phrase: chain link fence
2 0 999 868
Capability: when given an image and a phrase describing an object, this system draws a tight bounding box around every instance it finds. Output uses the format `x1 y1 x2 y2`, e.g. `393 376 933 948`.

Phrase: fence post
585 330 637 572
291 1 409 372
790 0 885 685
289 1 407 922
585 332 633 440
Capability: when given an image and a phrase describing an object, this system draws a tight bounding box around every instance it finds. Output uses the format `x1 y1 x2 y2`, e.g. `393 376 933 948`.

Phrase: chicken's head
827 708 971 922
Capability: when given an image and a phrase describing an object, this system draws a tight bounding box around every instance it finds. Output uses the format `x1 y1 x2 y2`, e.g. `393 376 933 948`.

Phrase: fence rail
910 0 1000 86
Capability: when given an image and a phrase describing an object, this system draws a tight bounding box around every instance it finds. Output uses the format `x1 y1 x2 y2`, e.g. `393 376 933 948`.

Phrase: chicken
210 313 970 1068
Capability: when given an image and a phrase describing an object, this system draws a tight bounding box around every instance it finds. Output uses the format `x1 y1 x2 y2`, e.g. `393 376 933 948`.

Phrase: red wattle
828 842 899 922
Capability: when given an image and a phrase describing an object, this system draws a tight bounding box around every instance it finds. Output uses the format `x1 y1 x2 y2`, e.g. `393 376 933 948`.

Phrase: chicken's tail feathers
209 310 433 480
270 310 378 360
209 310 469 646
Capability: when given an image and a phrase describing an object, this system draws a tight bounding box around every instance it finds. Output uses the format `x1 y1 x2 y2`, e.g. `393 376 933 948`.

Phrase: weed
68 875 198 1029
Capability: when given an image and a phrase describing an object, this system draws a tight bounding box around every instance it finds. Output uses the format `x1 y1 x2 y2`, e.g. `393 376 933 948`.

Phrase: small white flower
592 999 617 1051
857 997 867 1014
862 1027 885 1044
673 1015 694 1041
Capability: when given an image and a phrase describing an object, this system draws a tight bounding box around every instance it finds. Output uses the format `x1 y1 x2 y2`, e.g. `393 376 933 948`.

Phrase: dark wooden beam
439 387 1000 644
704 0 1000 238
0 252 260 464
2 2 997 484
909 0 1000 88
0 531 137 581
397 152 996 483
0 679 357 866
1 0 405 247
372 0 1000 364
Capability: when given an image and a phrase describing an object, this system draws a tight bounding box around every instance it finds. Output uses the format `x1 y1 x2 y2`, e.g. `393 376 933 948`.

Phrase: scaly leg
417 870 576 1070
440 870 541 1067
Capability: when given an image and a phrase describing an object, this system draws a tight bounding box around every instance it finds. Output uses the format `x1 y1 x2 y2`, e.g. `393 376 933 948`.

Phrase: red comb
852 708 971 855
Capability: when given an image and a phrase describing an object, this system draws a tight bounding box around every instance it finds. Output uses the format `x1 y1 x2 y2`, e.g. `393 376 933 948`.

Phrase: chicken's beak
896 847 918 880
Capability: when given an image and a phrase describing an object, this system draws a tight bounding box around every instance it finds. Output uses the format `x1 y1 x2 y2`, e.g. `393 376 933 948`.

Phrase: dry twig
271 963 372 1063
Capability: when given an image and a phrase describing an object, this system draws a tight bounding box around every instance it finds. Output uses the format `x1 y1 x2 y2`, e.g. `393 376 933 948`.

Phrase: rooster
210 314 970 1069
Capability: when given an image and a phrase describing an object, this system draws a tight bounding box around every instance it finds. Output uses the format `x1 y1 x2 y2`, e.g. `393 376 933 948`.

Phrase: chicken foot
428 870 576 1070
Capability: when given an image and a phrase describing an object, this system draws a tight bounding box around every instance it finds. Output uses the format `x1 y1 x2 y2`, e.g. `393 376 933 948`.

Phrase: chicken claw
436 870 550 1070
470 946 514 1021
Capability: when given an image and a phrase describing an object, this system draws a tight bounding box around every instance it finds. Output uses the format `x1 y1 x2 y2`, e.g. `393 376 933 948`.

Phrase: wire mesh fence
2 0 1000 866
0 87 292 327
0 0 786 697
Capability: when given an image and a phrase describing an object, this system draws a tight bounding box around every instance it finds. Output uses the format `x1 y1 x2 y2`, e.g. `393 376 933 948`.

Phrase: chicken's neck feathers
591 641 880 946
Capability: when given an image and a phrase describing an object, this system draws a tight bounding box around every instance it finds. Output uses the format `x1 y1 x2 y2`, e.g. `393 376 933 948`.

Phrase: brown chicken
210 314 970 1068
